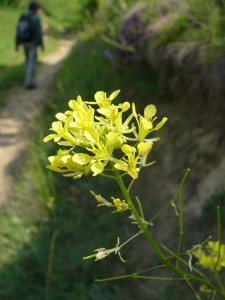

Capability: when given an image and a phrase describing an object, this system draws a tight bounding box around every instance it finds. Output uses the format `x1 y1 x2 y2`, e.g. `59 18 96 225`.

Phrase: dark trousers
23 43 37 86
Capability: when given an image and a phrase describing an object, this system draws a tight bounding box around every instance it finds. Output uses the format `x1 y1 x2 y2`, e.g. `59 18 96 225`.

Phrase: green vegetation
41 0 98 32
146 0 225 62
98 0 225 64
0 7 25 98
1 0 225 299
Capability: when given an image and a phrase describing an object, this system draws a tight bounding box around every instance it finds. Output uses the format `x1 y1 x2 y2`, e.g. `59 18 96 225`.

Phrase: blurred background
0 0 225 299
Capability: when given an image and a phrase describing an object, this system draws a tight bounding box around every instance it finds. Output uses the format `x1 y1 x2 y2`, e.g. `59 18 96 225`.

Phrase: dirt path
0 39 74 204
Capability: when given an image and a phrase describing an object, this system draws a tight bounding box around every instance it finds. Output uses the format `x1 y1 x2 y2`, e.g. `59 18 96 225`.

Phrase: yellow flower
132 103 168 142
47 149 87 179
115 144 140 179
44 90 167 179
137 141 153 156
112 197 129 212
43 120 76 145
194 241 225 272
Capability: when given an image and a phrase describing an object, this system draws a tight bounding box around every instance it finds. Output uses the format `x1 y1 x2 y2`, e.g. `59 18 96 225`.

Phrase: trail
0 39 74 204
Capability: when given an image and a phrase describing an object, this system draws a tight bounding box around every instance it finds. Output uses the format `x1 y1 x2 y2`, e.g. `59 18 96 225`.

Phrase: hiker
15 1 44 89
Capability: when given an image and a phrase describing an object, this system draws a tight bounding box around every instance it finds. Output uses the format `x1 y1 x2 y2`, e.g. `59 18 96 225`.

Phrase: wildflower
47 149 87 179
132 103 167 142
95 248 110 261
44 90 167 179
194 241 225 272
84 238 126 262
112 197 129 212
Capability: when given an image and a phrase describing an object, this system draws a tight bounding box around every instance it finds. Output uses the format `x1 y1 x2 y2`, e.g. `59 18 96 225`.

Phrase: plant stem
83 231 142 260
113 168 225 299
119 231 142 248
176 189 184 267
185 276 202 300
210 207 221 283
99 173 116 180
162 244 208 280
150 168 190 224
96 274 185 282
135 196 145 219
127 178 135 192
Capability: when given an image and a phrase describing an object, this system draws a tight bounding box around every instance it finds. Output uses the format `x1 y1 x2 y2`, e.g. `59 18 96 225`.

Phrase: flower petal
84 128 99 144
137 142 152 156
91 161 104 175
72 153 92 165
154 117 168 131
43 134 56 142
109 90 120 100
144 104 157 120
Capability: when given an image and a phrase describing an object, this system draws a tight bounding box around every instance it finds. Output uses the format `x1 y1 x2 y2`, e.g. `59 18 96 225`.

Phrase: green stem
185 276 202 300
96 274 185 282
132 264 167 275
127 178 135 193
83 231 142 261
208 291 217 300
150 168 191 224
119 231 142 248
135 196 145 219
162 244 208 280
83 254 96 260
176 190 184 267
113 168 225 299
210 207 221 283
99 173 116 180
211 207 225 293
216 274 225 294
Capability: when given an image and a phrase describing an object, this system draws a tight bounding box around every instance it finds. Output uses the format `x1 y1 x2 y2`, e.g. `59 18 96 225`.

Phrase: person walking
15 1 44 89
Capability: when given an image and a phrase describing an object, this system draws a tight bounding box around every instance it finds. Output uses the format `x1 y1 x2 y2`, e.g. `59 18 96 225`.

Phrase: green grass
0 8 23 66
0 7 25 99
41 0 98 32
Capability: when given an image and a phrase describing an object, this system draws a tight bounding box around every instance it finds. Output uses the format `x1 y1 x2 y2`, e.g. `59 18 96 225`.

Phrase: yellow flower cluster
194 241 225 272
44 90 167 179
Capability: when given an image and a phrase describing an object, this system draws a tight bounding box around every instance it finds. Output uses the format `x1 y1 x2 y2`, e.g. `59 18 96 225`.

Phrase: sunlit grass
0 7 24 67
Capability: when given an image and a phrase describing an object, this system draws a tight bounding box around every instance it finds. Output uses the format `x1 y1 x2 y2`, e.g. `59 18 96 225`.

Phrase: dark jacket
16 11 43 47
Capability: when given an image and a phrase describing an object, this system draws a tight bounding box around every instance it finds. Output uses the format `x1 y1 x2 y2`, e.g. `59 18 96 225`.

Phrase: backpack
16 13 33 43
